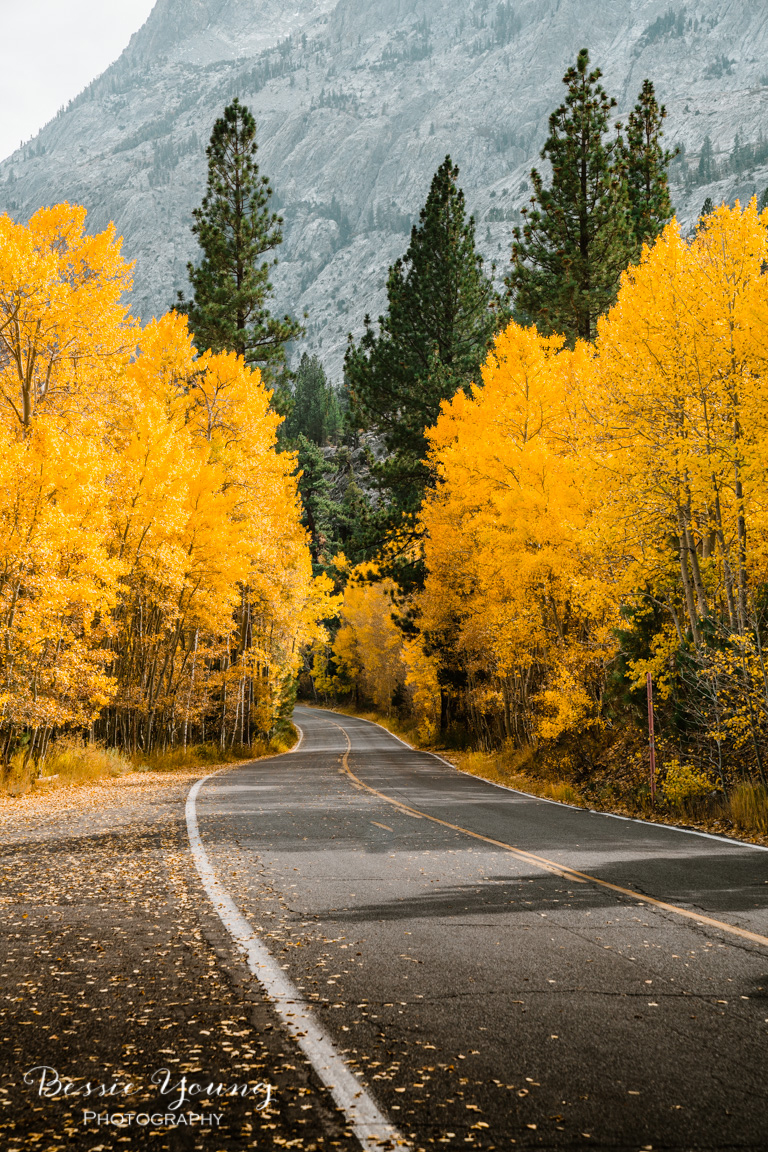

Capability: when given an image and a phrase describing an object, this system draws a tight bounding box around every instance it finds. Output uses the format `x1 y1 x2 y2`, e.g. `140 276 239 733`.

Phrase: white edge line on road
185 726 407 1151
314 707 768 854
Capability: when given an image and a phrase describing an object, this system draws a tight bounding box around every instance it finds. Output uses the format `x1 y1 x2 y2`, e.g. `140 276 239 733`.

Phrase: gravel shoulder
0 769 360 1152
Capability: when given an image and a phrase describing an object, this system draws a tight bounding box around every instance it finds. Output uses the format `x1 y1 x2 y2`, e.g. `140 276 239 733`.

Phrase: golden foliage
412 321 617 744
332 200 768 800
593 199 768 653
0 205 333 774
661 759 714 804
325 567 407 715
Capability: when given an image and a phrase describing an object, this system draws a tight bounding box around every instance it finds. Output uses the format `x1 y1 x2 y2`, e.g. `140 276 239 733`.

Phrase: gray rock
2 0 767 382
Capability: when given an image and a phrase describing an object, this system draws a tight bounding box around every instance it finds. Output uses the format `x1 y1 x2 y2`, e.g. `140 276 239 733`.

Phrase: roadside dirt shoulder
0 769 357 1152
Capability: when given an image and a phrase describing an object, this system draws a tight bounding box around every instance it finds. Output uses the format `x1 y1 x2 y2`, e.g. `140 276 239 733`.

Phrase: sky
0 0 156 162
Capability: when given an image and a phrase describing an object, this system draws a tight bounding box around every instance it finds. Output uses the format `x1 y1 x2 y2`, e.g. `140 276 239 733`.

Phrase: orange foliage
0 205 332 771
408 199 768 760
412 321 616 743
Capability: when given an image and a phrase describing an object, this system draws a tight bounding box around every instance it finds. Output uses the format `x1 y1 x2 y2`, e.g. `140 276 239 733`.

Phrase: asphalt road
194 706 768 1151
0 769 359 1152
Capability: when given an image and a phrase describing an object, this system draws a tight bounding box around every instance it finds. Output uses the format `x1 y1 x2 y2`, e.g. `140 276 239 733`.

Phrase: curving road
193 706 768 1150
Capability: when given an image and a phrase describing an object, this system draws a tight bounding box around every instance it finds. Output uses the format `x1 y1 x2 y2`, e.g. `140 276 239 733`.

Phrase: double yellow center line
332 720 768 951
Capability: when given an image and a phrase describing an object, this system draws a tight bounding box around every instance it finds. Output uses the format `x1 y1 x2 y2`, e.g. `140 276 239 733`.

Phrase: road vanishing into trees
193 707 768 1150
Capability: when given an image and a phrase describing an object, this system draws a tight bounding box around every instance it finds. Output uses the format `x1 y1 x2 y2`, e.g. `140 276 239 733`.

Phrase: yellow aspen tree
0 205 333 769
0 205 132 771
106 312 334 751
330 566 408 714
417 321 615 744
592 201 768 661
589 200 768 782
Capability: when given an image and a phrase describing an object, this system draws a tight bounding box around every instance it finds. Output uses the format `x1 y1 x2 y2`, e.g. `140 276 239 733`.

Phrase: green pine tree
177 99 302 386
345 156 502 522
294 438 372 574
508 49 633 343
697 196 716 230
283 353 342 446
697 135 716 184
759 187 768 213
621 79 676 250
295 435 340 572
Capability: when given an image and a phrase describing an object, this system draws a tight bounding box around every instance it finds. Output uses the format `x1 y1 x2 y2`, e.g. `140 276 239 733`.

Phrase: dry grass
131 739 266 774
45 741 129 782
1 727 298 798
445 747 585 806
1 740 131 797
325 703 768 845
729 782 768 835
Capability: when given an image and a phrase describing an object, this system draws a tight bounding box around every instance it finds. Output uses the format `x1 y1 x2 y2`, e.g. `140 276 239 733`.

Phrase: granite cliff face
3 0 768 379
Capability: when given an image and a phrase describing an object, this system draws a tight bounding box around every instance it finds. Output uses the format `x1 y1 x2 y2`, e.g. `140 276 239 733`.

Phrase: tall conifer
178 99 301 384
621 79 676 250
697 197 716 231
345 156 501 519
508 49 632 343
697 135 716 184
283 353 342 446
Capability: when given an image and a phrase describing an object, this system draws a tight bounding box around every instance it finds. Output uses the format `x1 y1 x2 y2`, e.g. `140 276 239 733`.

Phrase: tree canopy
177 99 302 389
0 203 331 775
621 79 676 250
345 156 502 528
509 49 632 343
509 53 676 343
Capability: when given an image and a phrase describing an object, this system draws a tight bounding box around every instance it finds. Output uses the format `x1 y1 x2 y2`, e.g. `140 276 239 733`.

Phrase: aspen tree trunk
747 626 768 750
665 597 685 645
239 675 246 745
0 728 14 781
183 630 199 752
683 513 709 621
502 677 512 740
735 465 748 633
712 485 738 632
39 725 52 765
702 389 738 630
245 598 252 745
231 686 240 750
22 727 37 774
701 521 716 560
220 643 230 749
740 655 767 787
677 525 702 647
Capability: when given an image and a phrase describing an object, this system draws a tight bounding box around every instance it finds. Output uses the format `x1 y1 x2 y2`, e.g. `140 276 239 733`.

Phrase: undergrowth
1 726 297 798
730 782 768 835
451 748 583 805
321 701 768 842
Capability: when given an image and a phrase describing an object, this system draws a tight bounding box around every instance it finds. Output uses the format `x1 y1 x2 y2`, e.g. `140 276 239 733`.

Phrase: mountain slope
3 0 768 380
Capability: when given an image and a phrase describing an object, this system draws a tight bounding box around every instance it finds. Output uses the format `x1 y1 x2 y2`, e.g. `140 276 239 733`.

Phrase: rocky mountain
2 0 768 382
